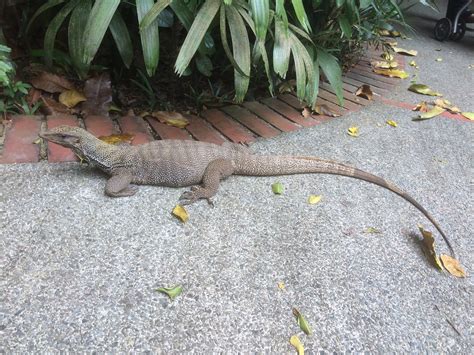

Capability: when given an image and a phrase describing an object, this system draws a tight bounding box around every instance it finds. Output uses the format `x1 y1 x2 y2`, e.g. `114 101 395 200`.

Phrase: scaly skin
40 125 455 257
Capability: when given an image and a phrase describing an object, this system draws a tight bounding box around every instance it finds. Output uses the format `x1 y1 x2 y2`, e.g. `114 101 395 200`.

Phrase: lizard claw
178 187 215 207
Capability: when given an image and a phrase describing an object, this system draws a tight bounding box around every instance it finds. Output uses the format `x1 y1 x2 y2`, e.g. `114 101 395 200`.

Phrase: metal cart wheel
434 18 452 41
450 20 466 41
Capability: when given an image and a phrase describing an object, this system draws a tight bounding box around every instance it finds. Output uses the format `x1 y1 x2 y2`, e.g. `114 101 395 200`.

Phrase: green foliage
0 45 41 117
25 0 426 108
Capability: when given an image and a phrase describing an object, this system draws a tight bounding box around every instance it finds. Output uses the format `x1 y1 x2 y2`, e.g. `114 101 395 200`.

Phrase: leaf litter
355 85 373 100
156 285 183 300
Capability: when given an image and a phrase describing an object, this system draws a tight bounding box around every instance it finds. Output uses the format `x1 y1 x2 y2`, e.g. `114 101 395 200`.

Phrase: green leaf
82 0 120 66
338 16 352 38
272 182 284 195
26 0 65 35
175 0 220 76
44 0 81 67
196 55 213 77
293 308 312 335
225 5 251 103
273 18 291 78
137 0 160 76
68 0 91 78
291 0 312 33
156 285 183 300
139 0 172 31
250 0 269 42
317 48 343 106
109 12 133 69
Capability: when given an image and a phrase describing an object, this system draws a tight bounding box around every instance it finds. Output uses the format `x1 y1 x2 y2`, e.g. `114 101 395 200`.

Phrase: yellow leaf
308 195 322 204
408 84 442 96
386 120 398 127
58 89 87 108
385 40 398 47
365 227 382 234
414 106 445 121
418 225 443 270
151 111 189 128
390 30 401 37
435 58 443 62
172 205 189 223
272 182 284 195
277 282 285 290
371 60 398 69
433 99 461 113
440 254 467 278
355 84 373 100
99 134 134 145
347 126 359 137
381 52 394 61
378 29 391 36
289 335 304 355
412 101 429 112
301 107 311 118
373 68 409 79
409 60 418 67
461 112 474 120
393 47 418 56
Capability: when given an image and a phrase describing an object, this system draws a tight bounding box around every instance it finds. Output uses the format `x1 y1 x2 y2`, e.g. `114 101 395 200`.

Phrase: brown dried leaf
412 101 429 112
301 107 311 118
151 111 189 128
30 72 74 93
381 52 394 61
99 133 134 145
81 73 112 117
59 90 87 108
393 47 418 56
278 79 296 94
26 87 42 106
314 104 340 117
433 99 461 113
418 225 443 270
440 254 466 278
355 85 373 100
40 96 69 115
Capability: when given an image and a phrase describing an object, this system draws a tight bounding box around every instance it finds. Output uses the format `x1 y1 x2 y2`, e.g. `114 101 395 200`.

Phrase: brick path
0 49 416 164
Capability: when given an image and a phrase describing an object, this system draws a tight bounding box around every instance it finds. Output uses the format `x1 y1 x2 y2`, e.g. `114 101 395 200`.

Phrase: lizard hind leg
105 172 138 197
179 159 234 206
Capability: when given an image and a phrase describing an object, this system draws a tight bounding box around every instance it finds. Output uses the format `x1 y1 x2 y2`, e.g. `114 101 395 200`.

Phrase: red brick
342 75 390 94
277 94 333 122
146 117 192 140
183 114 226 145
84 115 115 137
242 101 299 132
220 105 280 138
0 115 41 164
344 72 394 90
46 114 79 162
260 97 318 127
319 81 370 106
352 65 398 85
200 109 255 143
318 88 361 112
117 115 153 145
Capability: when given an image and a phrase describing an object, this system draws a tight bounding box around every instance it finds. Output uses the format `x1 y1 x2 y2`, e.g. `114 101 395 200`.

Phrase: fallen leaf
409 60 417 67
378 29 391 36
418 225 443 270
433 99 460 113
413 106 445 121
59 89 86 108
435 58 443 62
172 205 189 223
278 80 296 94
381 52 394 61
461 112 474 120
272 182 284 195
371 60 398 69
412 101 429 112
99 133 134 145
313 104 340 117
440 254 466 278
373 68 409 79
32 138 42 145
390 30 401 37
156 285 183 300
109 104 122 113
386 120 398 127
408 84 442 96
30 72 74 93
385 40 397 47
365 227 382 234
393 47 418 56
81 73 112 117
289 335 304 355
293 308 312 335
151 111 189 128
26 87 42 105
301 107 311 118
40 96 69 115
347 126 359 137
355 85 373 100
277 282 285 290
307 195 322 205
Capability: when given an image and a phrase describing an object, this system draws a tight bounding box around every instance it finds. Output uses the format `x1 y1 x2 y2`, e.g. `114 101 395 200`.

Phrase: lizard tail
234 155 455 257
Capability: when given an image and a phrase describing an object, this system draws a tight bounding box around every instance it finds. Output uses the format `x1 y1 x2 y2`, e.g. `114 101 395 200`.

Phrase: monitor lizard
40 125 455 257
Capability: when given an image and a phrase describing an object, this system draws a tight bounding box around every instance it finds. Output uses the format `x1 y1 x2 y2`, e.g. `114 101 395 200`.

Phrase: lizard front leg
105 171 138 197
179 159 234 206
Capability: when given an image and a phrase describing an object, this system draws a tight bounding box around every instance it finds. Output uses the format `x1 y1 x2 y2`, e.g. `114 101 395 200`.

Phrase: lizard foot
179 187 214 207
106 185 138 197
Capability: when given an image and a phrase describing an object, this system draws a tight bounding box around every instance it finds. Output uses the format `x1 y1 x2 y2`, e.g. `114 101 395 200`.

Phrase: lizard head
40 125 88 149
